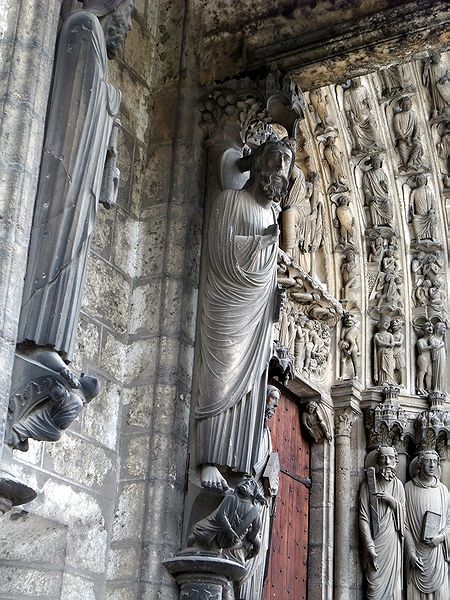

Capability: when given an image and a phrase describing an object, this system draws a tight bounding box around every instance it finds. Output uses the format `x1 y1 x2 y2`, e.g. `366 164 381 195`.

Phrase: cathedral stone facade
0 1 448 599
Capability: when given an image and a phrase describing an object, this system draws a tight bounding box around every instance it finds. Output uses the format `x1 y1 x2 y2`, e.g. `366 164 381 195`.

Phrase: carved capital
199 69 304 147
335 408 357 438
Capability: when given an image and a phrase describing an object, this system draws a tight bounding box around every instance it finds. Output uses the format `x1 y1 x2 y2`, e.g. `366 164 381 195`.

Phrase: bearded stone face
378 447 397 480
101 0 133 58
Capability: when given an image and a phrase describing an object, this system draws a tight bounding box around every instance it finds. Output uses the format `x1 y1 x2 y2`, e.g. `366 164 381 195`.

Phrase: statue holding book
405 450 450 599
359 446 405 600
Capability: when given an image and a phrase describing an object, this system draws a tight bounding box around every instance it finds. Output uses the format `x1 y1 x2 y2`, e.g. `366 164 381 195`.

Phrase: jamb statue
359 446 405 600
405 450 450 599
17 1 133 361
238 386 281 599
7 1 133 450
196 139 295 492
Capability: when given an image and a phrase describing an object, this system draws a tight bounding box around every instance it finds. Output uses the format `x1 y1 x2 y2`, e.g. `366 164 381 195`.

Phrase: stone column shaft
0 0 60 459
333 408 356 600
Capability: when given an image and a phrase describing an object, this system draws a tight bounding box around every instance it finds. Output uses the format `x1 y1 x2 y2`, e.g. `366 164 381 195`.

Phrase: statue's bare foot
201 465 229 491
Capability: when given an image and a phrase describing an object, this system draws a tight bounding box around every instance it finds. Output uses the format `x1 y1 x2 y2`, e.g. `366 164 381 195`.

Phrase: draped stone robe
360 476 405 600
362 168 392 226
17 11 121 361
405 477 450 599
196 188 278 475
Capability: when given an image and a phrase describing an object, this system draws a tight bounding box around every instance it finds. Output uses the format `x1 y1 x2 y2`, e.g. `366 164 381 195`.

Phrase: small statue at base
187 478 263 563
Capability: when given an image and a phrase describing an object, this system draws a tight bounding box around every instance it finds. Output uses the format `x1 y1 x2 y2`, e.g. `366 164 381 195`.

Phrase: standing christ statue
197 140 294 491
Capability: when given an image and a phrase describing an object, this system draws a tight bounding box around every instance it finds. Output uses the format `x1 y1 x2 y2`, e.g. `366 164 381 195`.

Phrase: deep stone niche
0 1 133 514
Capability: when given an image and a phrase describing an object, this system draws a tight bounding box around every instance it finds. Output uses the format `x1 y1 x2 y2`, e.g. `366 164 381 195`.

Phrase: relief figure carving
196 140 294 491
409 175 438 242
238 387 281 599
343 79 379 154
393 96 425 172
338 312 360 380
373 316 397 387
361 156 393 228
302 401 332 443
422 53 450 120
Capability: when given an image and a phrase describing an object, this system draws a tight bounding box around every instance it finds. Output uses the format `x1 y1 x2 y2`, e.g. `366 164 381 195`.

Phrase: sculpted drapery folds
343 79 379 154
405 451 450 600
393 96 424 172
17 4 132 361
373 316 397 386
409 175 438 242
359 446 405 600
422 53 450 119
196 140 295 491
362 156 393 228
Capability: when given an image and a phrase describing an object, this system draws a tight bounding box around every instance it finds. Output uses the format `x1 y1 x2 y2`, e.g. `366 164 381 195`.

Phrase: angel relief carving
422 53 450 120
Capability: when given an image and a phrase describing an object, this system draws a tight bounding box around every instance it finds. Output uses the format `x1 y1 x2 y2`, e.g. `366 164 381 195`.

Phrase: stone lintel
247 0 449 80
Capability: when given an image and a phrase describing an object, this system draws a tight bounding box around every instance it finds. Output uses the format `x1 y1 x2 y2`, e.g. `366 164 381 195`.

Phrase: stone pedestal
164 552 247 600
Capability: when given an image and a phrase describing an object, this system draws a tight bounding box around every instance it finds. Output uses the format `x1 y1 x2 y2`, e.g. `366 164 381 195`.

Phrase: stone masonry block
129 279 162 336
0 565 62 597
91 205 116 260
60 573 97 600
115 124 135 213
141 143 172 207
123 17 156 84
106 545 140 581
0 509 67 565
112 482 146 542
71 317 101 373
125 338 158 385
100 332 128 383
152 384 190 441
122 433 151 479
81 379 122 451
112 208 142 279
108 60 152 142
83 254 132 335
44 433 114 491
155 0 185 86
122 385 154 430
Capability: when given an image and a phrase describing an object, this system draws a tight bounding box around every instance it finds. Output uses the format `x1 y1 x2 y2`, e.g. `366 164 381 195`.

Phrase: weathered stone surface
122 434 151 479
81 380 122 451
83 254 133 334
123 17 156 84
106 545 140 580
60 573 98 600
129 279 162 336
100 332 128 383
122 385 154 430
111 482 146 542
44 434 114 490
108 60 152 142
71 318 101 373
0 565 62 597
125 338 158 385
0 510 67 563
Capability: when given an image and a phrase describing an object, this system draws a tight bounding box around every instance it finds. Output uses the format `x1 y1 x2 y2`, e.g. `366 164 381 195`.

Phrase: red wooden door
263 386 310 600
